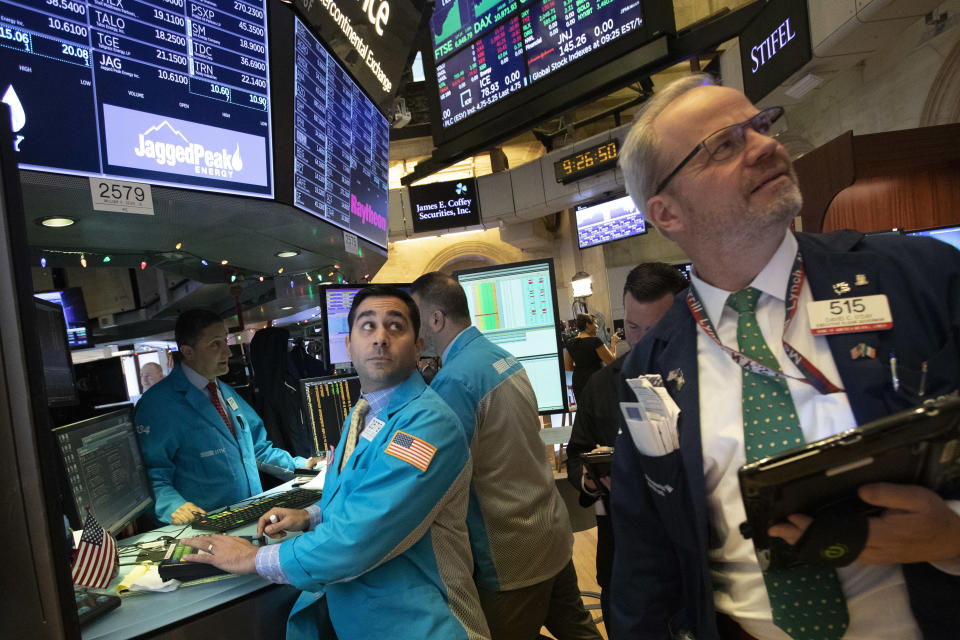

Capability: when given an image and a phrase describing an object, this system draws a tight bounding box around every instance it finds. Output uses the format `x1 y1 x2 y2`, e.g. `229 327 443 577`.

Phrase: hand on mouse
257 507 311 539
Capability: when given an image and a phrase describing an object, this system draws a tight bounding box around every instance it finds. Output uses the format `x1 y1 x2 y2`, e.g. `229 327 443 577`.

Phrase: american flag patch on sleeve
385 430 437 471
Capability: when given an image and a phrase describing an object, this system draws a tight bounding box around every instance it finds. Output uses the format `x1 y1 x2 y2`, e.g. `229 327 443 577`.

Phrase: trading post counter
83 497 307 639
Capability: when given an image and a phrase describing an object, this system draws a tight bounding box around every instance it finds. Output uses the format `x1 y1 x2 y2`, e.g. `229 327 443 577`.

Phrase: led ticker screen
293 19 389 248
454 259 566 413
575 194 646 249
433 0 645 128
0 0 273 196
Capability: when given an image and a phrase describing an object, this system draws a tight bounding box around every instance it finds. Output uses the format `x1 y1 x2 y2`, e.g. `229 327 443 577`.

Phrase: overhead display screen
0 0 273 196
432 0 645 128
408 178 480 234
293 18 389 248
575 193 645 249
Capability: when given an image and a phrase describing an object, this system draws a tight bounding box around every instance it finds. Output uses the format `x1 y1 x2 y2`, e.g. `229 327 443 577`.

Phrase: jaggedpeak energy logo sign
102 104 268 186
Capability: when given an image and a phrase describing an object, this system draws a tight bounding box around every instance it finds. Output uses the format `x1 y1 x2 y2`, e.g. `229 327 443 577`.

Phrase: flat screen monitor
575 194 646 249
675 262 692 282
32 298 79 407
454 259 566 413
299 374 362 455
426 0 674 149
292 16 390 248
408 178 481 234
34 287 90 349
0 0 273 197
906 224 960 252
321 284 410 368
53 408 153 535
73 357 130 408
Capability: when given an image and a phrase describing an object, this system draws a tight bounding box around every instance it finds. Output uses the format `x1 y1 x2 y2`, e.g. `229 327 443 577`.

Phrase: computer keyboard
192 488 323 532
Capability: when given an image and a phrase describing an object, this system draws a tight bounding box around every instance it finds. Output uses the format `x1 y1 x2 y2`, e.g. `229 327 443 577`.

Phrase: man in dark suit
565 261 687 623
610 74 960 639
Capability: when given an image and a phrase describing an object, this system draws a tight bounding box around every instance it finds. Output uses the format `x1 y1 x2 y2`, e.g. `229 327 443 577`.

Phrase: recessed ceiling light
38 216 76 227
275 250 300 258
281 306 293 311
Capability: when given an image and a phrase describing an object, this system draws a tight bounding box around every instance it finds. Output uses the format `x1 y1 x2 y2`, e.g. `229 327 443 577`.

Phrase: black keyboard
192 488 323 532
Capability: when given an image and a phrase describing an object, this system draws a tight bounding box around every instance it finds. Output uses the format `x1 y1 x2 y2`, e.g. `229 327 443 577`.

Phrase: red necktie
206 381 236 438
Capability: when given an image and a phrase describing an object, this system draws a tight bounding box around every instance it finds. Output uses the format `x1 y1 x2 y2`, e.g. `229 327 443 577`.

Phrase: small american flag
385 430 436 472
71 511 118 589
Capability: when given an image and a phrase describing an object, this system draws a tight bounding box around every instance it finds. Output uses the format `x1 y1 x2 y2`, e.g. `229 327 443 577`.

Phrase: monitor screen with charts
300 374 362 455
53 408 152 535
454 259 566 413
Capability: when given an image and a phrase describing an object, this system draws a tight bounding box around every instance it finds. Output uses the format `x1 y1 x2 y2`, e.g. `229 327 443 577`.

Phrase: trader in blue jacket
136 309 319 524
183 286 489 640
610 74 960 639
411 272 601 640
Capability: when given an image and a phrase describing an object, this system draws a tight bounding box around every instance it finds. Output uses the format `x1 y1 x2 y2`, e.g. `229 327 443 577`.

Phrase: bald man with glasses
609 74 960 640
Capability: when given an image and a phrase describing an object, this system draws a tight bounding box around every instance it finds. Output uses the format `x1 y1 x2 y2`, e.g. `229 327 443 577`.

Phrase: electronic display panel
575 193 646 249
454 259 566 413
906 224 960 252
54 408 153 535
321 283 410 367
0 0 274 197
432 0 645 129
300 374 361 454
293 18 389 248
34 287 91 349
32 298 79 406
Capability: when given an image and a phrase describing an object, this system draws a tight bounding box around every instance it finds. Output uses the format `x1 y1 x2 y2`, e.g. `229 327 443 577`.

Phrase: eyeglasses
654 106 785 195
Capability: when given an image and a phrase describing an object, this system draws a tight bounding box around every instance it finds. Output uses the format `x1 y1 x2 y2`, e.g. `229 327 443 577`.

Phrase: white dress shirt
692 231 928 640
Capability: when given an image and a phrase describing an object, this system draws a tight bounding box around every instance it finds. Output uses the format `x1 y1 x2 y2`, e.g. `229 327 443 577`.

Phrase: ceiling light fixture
281 306 293 311
221 259 229 265
39 216 76 228
275 250 300 258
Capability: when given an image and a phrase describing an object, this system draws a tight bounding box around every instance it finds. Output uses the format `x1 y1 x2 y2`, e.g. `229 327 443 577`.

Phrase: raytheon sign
408 179 481 234
739 0 811 102
294 0 422 114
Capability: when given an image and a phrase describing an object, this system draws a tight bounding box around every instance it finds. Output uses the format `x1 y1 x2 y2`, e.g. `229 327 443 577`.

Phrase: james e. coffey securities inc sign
408 178 481 234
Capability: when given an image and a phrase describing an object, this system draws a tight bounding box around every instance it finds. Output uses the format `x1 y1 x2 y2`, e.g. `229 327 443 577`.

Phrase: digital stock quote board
431 0 646 129
0 0 274 196
292 17 389 248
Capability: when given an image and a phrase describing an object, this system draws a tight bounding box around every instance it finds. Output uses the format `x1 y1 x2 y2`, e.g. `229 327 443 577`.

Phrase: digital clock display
553 139 620 184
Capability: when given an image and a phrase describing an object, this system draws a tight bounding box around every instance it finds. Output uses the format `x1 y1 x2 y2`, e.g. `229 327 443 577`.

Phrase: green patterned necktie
339 397 370 472
727 288 849 640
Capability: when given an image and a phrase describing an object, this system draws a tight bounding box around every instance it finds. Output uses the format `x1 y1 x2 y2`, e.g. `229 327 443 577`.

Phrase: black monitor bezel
452 257 567 415
32 297 80 407
52 407 154 537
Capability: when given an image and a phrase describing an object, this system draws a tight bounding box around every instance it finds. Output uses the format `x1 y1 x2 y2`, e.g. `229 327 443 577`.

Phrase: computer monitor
675 262 693 282
32 298 79 407
33 287 91 349
906 224 960 251
453 259 566 413
575 194 647 249
300 374 362 455
73 357 130 409
53 408 153 536
321 284 410 368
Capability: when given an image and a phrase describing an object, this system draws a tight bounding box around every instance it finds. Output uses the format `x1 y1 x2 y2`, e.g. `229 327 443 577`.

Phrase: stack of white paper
619 375 681 456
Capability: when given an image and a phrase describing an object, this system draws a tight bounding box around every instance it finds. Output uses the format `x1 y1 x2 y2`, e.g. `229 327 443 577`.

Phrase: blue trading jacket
135 365 305 522
280 371 489 640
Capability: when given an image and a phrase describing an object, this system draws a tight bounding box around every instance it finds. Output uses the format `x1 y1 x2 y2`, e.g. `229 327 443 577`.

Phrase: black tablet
738 395 960 570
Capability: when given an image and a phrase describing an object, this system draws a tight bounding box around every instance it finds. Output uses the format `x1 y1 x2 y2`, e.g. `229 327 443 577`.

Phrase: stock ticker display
0 0 274 196
293 19 389 248
432 0 645 128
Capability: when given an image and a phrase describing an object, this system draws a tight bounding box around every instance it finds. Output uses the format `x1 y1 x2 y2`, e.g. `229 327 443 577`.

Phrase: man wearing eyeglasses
610 74 960 640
